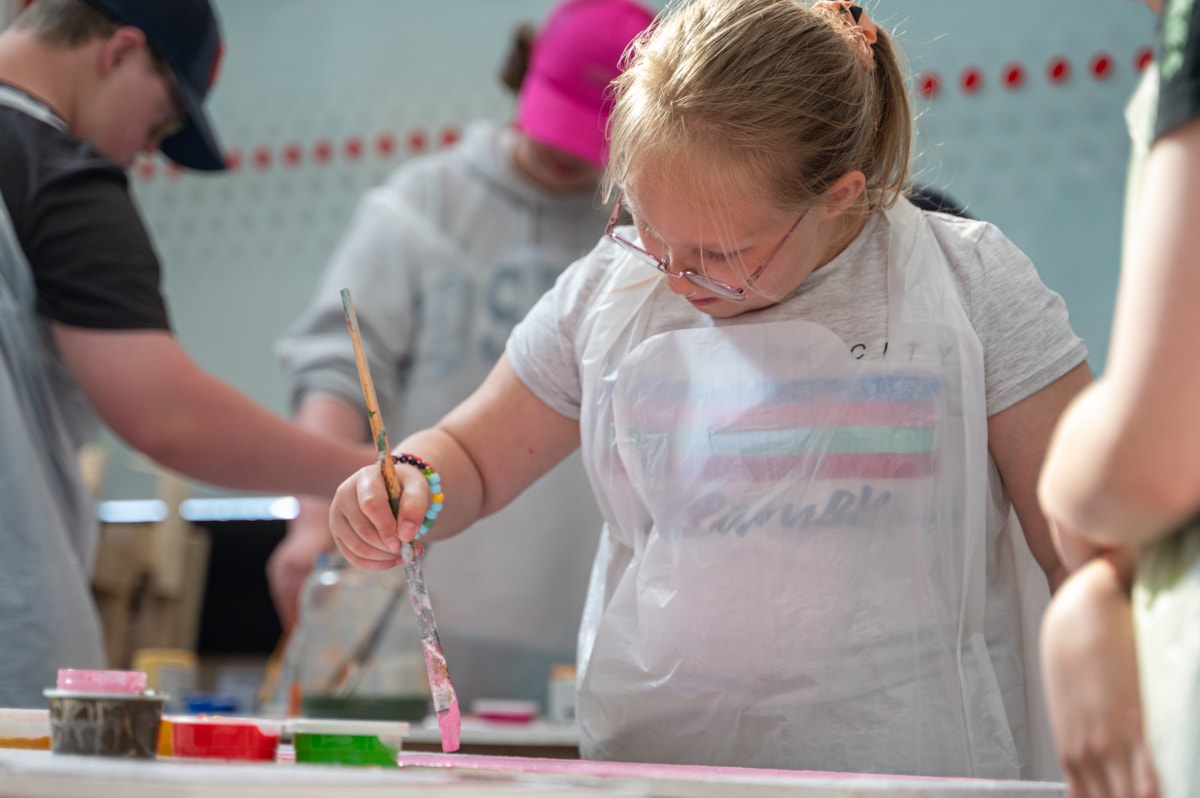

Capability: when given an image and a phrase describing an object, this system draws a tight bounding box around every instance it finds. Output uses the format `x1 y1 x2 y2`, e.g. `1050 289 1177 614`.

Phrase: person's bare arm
53 325 375 496
1040 117 1200 549
988 361 1094 591
330 354 580 569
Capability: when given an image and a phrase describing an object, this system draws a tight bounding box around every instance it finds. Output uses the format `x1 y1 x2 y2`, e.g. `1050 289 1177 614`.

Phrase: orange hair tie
813 1 878 69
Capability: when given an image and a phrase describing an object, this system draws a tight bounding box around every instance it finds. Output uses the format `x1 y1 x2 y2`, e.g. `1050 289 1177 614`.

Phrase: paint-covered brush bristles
400 542 460 752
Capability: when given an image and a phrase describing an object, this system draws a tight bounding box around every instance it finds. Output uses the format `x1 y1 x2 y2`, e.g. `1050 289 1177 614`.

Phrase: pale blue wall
103 1 1157 500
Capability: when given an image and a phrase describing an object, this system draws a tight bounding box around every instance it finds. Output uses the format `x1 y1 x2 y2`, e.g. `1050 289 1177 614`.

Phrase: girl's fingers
330 466 395 561
1102 756 1135 798
353 465 408 552
331 504 396 568
1077 763 1112 798
1130 743 1160 798
392 458 433 543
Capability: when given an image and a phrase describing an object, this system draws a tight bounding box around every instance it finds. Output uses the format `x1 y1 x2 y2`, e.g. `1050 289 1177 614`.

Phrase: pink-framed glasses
604 192 805 301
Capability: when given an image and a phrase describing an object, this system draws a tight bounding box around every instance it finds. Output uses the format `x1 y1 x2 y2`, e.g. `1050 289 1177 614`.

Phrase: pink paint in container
56 669 148 694
471 699 538 725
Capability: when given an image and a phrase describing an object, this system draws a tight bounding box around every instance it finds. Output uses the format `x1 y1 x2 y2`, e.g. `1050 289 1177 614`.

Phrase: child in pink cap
517 0 657 171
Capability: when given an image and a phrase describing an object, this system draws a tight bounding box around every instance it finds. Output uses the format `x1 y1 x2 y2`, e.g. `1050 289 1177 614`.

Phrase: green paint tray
287 719 410 767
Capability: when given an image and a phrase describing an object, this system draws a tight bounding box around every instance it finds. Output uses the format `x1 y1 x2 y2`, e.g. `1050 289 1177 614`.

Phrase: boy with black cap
0 0 376 707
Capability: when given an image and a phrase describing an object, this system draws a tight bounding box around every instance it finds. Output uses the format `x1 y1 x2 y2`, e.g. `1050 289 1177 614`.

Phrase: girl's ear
96 25 148 77
820 170 867 218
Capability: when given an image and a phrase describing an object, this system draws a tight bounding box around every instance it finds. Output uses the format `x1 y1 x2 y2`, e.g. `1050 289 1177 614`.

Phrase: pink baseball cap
517 0 656 168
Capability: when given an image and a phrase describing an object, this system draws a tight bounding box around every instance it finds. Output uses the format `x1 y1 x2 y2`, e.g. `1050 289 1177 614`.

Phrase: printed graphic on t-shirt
621 373 940 539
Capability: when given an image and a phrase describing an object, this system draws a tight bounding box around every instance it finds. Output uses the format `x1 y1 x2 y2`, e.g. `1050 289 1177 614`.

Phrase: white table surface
0 748 1068 798
0 748 636 798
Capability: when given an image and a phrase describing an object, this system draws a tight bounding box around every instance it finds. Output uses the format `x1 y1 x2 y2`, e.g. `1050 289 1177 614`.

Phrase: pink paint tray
470 699 538 725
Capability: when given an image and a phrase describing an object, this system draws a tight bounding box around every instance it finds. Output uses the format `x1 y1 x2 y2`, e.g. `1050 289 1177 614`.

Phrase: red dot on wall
376 133 396 158
917 72 941 101
224 148 241 171
1135 45 1154 72
408 130 427 154
253 146 272 170
344 137 364 161
1002 62 1025 90
312 140 333 164
960 67 983 94
164 160 182 180
440 126 461 147
1047 57 1071 84
283 143 303 167
137 158 156 182
1091 52 1114 80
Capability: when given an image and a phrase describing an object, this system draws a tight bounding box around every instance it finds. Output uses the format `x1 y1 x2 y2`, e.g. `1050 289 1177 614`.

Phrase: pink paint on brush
436 700 461 753
422 639 460 752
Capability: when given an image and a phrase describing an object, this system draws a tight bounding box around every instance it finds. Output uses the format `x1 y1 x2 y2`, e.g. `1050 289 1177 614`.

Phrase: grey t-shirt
508 203 1087 420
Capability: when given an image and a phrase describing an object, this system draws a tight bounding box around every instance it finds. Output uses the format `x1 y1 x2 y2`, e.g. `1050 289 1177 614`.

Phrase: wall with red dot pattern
898 1 1149 386
102 0 1156 499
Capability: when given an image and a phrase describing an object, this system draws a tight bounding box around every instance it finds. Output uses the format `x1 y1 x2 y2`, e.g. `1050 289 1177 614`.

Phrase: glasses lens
684 273 746 301
152 56 187 129
609 233 667 272
155 119 186 140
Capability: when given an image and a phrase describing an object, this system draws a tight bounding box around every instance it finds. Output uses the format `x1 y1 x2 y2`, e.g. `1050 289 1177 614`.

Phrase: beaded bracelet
392 453 444 539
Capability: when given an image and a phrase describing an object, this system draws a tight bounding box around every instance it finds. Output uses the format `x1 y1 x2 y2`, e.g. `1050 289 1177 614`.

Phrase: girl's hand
328 462 431 569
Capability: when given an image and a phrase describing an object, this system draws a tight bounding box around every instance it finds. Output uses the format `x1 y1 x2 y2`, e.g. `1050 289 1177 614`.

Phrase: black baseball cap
85 0 226 171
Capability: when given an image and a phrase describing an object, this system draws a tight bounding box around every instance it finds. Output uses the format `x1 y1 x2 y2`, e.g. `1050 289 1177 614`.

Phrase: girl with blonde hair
331 0 1090 778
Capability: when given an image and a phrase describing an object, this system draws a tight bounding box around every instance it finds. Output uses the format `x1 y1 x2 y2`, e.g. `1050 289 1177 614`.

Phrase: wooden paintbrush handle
340 289 403 514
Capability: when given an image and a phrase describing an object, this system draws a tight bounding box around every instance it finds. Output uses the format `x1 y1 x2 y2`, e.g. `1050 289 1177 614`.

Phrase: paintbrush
340 288 461 753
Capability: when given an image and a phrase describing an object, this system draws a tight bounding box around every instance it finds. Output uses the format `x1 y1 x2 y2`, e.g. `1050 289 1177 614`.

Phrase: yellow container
0 708 51 750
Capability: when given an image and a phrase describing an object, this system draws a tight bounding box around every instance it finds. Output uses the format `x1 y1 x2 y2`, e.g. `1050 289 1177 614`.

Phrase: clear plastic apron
573 200 1047 777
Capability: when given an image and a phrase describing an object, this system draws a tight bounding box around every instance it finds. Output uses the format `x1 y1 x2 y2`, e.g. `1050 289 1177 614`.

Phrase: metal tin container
43 689 167 758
